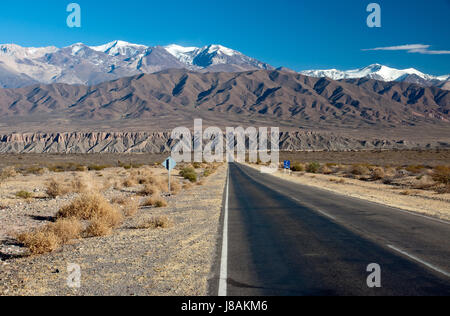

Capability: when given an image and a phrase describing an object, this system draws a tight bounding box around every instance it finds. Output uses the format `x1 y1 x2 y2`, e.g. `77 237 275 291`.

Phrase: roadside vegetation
272 160 450 195
0 160 223 256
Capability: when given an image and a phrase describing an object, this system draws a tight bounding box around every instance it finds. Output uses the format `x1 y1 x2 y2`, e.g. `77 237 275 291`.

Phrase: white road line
315 209 337 220
291 196 336 220
387 245 450 278
218 167 230 296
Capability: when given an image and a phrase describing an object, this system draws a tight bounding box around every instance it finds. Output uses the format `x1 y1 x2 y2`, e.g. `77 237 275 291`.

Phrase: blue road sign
163 157 177 171
284 160 291 170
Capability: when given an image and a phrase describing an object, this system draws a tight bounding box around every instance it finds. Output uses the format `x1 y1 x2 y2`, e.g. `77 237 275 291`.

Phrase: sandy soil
0 165 227 296
248 164 450 222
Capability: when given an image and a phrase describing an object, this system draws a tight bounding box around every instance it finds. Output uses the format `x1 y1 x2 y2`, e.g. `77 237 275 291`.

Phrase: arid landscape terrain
0 157 225 295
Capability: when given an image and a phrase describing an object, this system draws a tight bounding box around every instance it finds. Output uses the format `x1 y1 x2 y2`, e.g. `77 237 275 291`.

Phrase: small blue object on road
284 160 291 170
163 157 177 171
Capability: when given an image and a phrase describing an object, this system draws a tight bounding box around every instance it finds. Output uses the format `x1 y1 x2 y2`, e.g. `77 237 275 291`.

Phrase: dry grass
139 184 160 196
50 218 83 243
84 218 113 237
136 216 172 229
120 198 140 217
45 178 71 198
57 193 123 228
142 196 168 208
433 166 450 185
351 164 371 176
0 166 17 180
16 230 60 255
371 167 385 180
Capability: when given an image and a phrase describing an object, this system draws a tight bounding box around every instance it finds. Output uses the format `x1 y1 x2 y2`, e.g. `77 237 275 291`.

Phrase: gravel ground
0 165 227 296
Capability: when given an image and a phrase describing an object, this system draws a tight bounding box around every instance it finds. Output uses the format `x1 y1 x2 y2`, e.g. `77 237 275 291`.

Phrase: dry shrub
371 167 385 180
182 183 193 190
121 199 139 217
140 184 160 196
291 163 305 172
16 230 60 255
57 193 123 228
436 184 450 194
84 218 113 237
320 165 333 175
46 178 70 198
170 180 181 195
351 164 371 176
111 196 128 205
123 178 136 188
400 190 413 196
50 218 83 243
136 216 172 229
432 166 450 185
405 165 426 174
0 166 17 180
142 196 167 208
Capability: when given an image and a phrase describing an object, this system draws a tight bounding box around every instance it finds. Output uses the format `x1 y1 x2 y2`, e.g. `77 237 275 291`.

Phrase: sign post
162 157 177 195
283 160 291 174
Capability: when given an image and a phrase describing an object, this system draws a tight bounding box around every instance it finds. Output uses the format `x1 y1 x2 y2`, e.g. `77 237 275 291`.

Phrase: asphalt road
217 163 450 296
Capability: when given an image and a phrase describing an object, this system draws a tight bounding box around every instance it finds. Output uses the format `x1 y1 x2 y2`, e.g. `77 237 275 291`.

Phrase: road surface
213 163 450 296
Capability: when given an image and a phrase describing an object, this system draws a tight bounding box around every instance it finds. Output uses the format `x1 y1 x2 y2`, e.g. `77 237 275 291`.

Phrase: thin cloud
362 44 450 55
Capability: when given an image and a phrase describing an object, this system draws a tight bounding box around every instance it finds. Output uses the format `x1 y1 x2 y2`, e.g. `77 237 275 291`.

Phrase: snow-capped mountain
0 41 272 88
301 64 449 88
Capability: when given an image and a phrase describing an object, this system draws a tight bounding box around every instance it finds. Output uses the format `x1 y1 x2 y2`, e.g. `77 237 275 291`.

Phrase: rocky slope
1 131 448 154
0 69 448 129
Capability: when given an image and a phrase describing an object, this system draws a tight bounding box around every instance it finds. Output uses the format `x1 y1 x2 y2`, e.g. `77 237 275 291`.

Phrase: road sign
284 160 291 170
163 157 177 171
162 157 177 195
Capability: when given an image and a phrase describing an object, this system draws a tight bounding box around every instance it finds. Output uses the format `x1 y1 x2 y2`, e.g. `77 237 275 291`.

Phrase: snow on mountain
300 64 447 84
0 41 447 90
164 44 199 65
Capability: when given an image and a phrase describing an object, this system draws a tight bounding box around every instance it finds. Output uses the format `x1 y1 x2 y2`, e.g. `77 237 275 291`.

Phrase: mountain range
0 69 448 132
0 41 448 90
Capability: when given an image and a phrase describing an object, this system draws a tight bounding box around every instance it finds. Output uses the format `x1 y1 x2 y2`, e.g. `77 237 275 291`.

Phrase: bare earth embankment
0 163 227 296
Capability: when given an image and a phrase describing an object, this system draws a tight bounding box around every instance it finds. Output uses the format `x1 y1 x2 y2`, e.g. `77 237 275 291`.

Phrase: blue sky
0 0 449 75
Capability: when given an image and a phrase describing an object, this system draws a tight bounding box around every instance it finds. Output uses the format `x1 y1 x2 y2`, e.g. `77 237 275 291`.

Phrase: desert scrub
50 218 83 243
306 162 321 174
142 196 168 208
432 166 450 185
84 218 113 237
139 183 160 196
180 167 198 182
351 164 371 176
16 230 60 255
57 193 123 228
46 178 70 198
371 167 385 180
291 163 305 172
136 216 172 229
0 166 17 181
115 198 139 217
15 190 33 199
